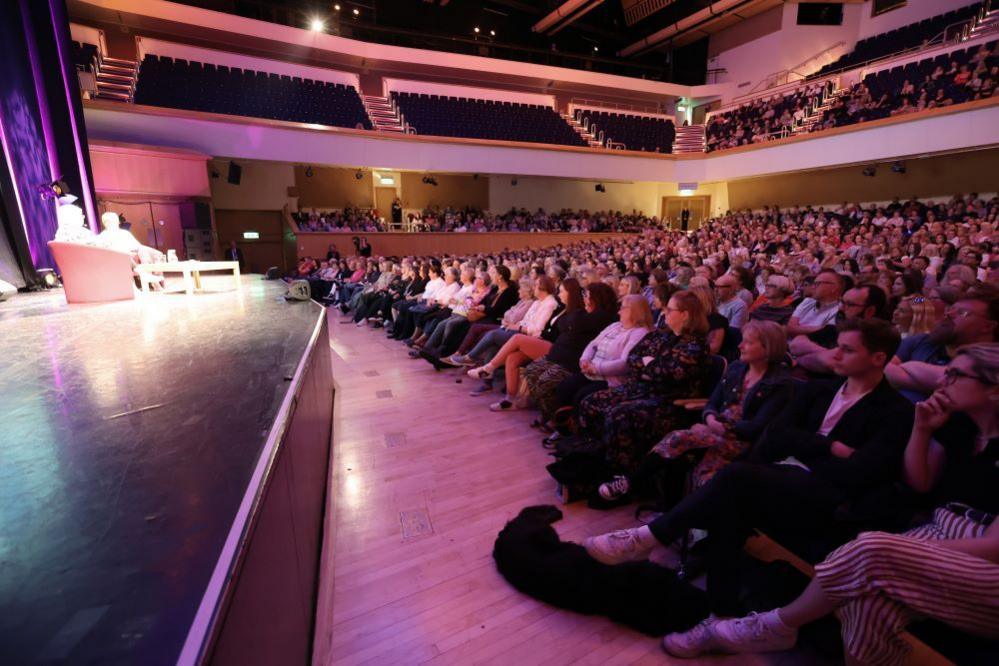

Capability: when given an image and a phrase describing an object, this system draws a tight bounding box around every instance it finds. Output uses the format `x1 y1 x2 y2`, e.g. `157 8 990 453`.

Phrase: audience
294 205 665 234
706 40 998 153
312 190 996 661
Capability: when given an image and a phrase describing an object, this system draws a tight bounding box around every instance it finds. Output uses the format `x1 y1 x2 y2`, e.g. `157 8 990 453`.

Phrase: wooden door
215 210 285 274
374 187 397 223
661 196 711 231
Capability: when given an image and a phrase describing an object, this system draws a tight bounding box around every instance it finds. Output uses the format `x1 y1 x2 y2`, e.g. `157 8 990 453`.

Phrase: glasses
814 280 840 287
943 367 993 385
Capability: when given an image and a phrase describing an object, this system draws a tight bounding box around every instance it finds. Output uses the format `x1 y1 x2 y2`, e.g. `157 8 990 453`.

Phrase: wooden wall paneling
215 210 286 273
293 232 639 259
727 148 999 210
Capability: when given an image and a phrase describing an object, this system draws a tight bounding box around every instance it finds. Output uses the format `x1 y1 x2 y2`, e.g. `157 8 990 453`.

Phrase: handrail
742 41 846 98
570 97 666 116
805 14 978 82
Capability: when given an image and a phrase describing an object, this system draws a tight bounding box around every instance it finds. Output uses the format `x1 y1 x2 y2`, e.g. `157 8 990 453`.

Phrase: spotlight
355 170 363 180
595 183 606 193
593 46 599 53
862 166 876 177
352 8 359 16
490 30 496 37
334 3 341 10
474 27 480 34
305 166 314 178
37 268 60 289
309 17 326 32
891 161 906 174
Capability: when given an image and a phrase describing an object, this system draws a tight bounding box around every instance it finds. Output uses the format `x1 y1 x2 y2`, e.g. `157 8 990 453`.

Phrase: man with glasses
790 285 886 375
888 287 999 400
787 270 844 338
582 319 914 619
715 275 748 329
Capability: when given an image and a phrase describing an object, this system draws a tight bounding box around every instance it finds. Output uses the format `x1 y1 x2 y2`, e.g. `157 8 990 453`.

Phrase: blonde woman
688 283 726 355
598 320 792 503
891 296 939 338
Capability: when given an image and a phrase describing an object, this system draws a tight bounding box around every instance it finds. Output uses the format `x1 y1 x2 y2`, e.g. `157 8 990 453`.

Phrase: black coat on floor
492 505 709 636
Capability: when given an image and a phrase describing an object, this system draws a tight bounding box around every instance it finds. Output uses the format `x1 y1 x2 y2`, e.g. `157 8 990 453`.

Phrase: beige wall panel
400 173 489 210
210 160 297 210
727 149 999 210
295 166 374 209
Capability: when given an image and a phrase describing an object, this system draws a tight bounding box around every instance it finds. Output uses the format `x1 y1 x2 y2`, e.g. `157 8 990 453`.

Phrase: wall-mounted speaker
227 162 242 185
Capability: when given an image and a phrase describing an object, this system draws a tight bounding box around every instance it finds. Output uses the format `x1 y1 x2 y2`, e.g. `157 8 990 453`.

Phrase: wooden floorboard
316 311 822 665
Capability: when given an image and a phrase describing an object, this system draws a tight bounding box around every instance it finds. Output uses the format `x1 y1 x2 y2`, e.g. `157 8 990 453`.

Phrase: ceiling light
309 17 326 31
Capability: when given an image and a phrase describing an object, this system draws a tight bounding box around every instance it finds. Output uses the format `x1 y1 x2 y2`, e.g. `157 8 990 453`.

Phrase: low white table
136 260 241 296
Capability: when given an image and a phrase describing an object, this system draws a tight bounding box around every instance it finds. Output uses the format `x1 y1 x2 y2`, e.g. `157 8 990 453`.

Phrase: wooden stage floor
318 312 822 666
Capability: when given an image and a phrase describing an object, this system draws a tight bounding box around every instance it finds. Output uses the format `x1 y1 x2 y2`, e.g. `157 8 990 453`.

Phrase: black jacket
753 376 914 495
703 362 793 443
546 310 619 372
482 285 519 323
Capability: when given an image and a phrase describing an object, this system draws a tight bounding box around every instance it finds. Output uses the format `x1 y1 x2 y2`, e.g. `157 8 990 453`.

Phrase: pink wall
89 141 211 197
857 0 977 40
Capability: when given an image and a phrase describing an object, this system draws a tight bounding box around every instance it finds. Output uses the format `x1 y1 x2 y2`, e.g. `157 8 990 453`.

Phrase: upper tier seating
812 2 984 77
391 92 587 147
134 55 373 129
72 41 98 73
574 109 675 153
707 39 998 152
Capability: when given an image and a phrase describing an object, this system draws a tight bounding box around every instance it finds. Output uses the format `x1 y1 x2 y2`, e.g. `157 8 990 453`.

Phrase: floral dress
651 382 749 488
578 330 708 474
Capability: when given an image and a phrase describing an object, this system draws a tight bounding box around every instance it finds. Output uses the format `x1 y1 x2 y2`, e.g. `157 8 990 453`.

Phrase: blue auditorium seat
134 55 373 129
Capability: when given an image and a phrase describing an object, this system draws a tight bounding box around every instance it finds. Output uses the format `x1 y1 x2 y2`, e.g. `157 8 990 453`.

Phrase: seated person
786 270 844 338
575 291 710 480
548 294 655 433
467 278 580 412
597 320 792 505
748 275 795 325
891 295 939 339
887 287 998 399
54 201 95 245
416 270 493 361
662 343 999 664
790 284 886 374
583 319 914 618
523 281 618 423
97 211 164 265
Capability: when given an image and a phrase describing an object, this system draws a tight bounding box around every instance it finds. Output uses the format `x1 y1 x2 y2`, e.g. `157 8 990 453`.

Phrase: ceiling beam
532 0 605 35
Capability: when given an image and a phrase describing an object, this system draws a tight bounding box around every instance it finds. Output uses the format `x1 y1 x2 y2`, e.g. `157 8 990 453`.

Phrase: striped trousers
814 508 999 666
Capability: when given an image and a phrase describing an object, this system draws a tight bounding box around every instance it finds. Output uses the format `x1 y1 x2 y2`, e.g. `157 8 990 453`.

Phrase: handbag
466 309 486 322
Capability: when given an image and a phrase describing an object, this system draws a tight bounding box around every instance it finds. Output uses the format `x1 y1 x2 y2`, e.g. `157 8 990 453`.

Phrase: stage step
562 111 603 148
672 124 705 154
361 94 407 133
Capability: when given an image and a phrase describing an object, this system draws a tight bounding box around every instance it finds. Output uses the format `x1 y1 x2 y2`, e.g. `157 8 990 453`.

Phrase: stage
0 277 333 665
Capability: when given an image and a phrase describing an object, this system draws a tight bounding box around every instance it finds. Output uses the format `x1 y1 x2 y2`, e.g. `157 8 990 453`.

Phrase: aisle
317 311 788 666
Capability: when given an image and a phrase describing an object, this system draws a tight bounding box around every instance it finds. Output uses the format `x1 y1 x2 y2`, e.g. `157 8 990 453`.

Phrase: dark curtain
0 0 99 284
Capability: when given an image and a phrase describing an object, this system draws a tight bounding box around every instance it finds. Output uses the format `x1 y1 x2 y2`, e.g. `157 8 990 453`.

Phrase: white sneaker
583 528 654 565
598 475 630 500
662 615 720 658
709 611 797 654
467 365 494 380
